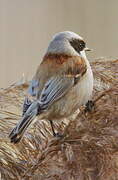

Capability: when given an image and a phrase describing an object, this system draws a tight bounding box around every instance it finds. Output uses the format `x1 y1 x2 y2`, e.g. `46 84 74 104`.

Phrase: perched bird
9 31 93 143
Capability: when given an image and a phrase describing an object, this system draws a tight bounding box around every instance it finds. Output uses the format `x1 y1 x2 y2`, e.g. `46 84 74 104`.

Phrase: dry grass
0 58 118 180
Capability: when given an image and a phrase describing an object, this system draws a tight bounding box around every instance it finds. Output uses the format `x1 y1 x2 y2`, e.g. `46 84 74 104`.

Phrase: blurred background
0 0 118 88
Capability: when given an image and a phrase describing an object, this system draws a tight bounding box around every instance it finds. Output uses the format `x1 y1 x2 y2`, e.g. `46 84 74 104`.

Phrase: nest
0 58 118 180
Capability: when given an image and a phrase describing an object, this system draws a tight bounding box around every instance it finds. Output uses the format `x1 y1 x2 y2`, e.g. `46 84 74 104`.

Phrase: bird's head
46 31 91 58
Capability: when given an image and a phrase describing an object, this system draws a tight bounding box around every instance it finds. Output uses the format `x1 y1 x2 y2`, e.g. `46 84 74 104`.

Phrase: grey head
46 31 87 56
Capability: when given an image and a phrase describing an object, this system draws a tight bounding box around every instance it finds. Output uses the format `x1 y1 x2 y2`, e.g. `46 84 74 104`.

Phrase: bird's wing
28 79 39 97
9 76 74 143
22 79 39 115
38 76 74 110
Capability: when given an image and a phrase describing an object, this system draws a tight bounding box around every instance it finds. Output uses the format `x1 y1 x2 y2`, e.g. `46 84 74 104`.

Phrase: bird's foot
53 132 64 138
85 100 95 112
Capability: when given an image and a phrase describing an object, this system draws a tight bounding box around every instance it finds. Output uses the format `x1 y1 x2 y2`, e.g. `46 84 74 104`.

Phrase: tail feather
9 101 39 144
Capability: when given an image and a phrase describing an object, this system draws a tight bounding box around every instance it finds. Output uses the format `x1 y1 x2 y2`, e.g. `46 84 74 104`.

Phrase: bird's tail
9 101 40 144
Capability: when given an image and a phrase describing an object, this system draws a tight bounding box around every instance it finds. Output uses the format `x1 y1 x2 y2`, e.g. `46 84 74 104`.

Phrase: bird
9 31 93 143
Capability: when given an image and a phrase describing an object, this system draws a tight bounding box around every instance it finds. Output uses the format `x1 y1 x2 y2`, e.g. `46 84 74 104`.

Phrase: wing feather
39 76 74 109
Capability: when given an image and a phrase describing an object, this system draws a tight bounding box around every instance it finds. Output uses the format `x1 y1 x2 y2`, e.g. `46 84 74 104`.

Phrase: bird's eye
79 41 86 51
70 39 86 53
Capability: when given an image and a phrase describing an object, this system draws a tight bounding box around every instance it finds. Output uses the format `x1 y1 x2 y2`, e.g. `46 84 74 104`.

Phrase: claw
85 100 95 112
53 132 64 138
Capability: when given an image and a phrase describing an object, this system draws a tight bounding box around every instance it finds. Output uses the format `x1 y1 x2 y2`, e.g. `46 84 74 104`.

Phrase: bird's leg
49 120 63 138
85 100 95 112
49 120 57 136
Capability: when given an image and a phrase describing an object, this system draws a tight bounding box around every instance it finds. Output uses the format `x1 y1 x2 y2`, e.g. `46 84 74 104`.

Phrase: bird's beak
85 47 93 52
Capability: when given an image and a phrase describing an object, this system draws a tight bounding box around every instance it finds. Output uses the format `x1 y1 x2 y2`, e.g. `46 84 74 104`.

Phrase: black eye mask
70 39 86 53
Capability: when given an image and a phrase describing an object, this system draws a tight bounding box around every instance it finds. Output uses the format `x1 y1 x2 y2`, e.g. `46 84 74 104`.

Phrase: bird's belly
76 68 93 106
